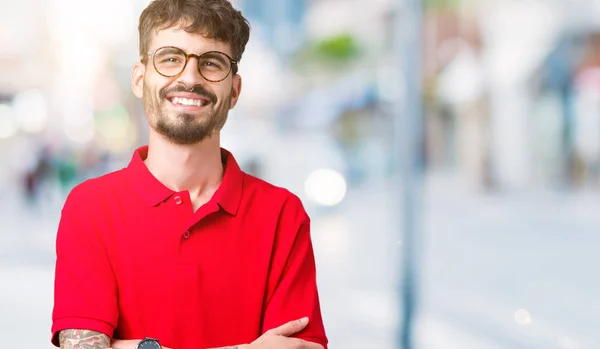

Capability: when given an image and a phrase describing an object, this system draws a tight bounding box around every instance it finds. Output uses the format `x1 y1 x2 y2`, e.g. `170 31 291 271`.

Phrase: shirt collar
126 146 244 215
212 148 244 216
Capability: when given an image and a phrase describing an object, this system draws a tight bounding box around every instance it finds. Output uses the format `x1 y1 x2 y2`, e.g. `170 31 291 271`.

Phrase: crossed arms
58 317 323 349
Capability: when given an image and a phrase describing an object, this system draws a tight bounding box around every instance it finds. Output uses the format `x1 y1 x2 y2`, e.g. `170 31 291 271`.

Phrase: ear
131 62 146 99
229 74 242 109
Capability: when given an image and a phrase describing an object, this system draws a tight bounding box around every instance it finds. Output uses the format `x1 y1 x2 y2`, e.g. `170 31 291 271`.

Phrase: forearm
59 329 111 349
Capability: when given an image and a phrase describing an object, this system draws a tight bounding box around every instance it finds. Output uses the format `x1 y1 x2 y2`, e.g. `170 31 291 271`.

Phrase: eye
161 56 182 63
201 60 225 70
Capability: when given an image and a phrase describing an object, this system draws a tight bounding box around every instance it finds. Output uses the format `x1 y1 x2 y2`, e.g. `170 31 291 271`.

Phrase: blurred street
4 0 600 347
2 173 598 349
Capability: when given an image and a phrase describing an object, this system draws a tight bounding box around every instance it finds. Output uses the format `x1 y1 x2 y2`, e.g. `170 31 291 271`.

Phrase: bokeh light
304 169 347 207
514 309 532 325
13 90 49 133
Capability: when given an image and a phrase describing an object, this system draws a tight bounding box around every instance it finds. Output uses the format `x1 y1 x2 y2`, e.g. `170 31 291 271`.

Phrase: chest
106 205 276 345
108 204 275 291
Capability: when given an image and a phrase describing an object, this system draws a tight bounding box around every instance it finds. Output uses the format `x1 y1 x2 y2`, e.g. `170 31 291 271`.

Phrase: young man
51 1 327 348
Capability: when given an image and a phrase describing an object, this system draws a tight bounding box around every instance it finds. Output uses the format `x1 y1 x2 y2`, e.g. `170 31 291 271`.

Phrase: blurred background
1 0 600 348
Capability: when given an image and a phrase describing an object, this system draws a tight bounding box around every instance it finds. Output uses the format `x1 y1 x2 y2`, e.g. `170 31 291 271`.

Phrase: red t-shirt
51 146 328 349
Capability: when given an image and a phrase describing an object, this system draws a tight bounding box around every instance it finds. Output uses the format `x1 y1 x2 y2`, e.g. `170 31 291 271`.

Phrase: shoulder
63 168 128 211
242 173 309 223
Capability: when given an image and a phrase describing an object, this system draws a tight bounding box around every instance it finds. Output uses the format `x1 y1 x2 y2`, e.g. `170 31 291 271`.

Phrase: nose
177 56 205 86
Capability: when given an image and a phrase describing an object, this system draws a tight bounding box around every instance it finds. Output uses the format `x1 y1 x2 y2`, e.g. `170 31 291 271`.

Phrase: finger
268 317 309 336
293 338 323 349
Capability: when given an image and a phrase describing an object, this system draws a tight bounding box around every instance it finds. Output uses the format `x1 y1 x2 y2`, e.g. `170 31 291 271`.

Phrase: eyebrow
155 47 182 55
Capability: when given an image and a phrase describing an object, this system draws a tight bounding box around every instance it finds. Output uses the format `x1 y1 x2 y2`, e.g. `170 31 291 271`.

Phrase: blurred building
4 0 600 195
239 0 307 57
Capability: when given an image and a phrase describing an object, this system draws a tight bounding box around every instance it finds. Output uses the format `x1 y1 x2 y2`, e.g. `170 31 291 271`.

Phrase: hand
241 317 324 349
111 339 173 349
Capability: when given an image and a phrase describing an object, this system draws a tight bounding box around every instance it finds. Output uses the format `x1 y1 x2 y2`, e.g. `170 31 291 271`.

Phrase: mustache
160 85 217 104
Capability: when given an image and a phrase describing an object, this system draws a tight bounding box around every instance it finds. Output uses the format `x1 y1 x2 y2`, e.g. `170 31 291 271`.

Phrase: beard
144 83 231 145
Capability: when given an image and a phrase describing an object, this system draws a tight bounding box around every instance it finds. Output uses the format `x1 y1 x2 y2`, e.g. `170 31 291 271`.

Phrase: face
131 27 242 145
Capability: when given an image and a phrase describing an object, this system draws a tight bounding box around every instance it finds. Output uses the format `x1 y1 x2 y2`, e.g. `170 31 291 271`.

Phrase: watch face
138 339 161 349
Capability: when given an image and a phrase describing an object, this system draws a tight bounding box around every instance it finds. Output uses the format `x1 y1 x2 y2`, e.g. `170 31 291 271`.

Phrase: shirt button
183 230 191 239
174 195 183 205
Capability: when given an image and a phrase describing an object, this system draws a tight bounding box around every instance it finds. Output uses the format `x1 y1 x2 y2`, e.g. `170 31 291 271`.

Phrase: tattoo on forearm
59 329 111 349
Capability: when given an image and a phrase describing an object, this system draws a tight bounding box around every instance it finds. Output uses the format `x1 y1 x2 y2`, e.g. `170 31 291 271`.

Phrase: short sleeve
51 184 118 346
261 196 328 348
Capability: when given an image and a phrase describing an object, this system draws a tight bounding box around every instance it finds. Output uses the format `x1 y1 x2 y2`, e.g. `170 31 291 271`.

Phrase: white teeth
172 97 205 106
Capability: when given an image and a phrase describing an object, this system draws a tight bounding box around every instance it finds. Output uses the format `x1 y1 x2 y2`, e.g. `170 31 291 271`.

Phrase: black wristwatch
136 337 162 349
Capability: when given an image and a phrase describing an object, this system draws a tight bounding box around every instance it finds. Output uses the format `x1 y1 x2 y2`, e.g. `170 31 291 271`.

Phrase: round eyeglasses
147 46 237 82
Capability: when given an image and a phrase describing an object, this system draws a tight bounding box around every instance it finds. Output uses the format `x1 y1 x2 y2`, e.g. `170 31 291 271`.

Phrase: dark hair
139 0 250 74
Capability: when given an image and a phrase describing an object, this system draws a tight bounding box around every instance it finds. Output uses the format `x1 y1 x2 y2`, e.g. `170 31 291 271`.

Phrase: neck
144 130 224 201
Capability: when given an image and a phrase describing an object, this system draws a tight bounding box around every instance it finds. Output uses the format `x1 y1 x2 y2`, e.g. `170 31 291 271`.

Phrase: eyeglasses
147 46 237 82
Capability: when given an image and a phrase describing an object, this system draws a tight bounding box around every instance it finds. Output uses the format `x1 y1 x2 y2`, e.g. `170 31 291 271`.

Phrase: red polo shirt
51 146 327 349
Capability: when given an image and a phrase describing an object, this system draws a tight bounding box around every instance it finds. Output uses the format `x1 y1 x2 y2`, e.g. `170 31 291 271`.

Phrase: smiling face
131 27 242 145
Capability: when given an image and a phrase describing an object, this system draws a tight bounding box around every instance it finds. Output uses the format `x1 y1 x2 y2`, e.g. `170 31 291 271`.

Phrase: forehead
149 27 232 56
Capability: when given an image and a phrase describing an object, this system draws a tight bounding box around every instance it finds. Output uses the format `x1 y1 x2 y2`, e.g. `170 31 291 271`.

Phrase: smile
170 97 211 107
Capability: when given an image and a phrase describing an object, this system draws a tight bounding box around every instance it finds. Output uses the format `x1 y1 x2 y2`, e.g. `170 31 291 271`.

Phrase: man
51 0 328 348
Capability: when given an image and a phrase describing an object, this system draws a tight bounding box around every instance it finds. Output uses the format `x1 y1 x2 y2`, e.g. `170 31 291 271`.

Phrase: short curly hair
139 0 250 75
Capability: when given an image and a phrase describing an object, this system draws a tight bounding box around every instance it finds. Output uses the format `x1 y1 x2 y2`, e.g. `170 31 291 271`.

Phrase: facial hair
144 83 231 145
